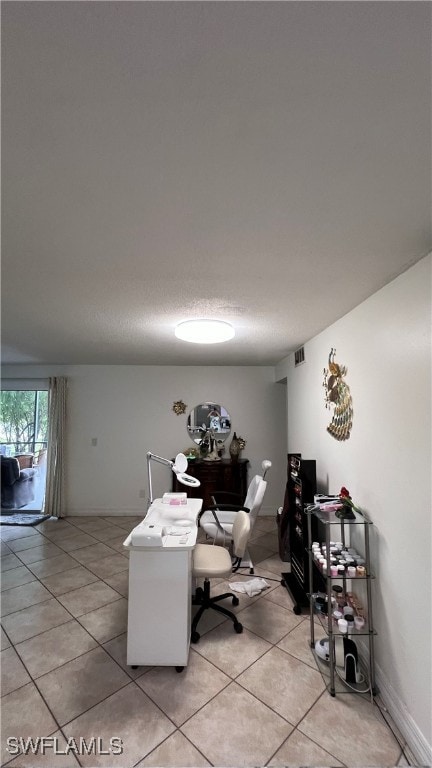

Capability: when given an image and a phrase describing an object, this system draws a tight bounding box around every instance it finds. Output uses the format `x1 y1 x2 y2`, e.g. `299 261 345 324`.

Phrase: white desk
123 498 202 669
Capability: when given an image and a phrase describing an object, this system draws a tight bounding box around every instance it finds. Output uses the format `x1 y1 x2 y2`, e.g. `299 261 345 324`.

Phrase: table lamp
146 451 200 507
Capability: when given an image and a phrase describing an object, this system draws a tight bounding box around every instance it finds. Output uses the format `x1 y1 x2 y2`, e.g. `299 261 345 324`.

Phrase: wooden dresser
172 458 249 510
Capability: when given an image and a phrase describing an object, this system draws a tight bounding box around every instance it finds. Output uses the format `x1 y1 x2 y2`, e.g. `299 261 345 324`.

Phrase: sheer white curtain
45 377 67 518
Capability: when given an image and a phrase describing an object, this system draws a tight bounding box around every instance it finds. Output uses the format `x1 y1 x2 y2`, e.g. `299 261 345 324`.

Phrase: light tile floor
0 515 411 767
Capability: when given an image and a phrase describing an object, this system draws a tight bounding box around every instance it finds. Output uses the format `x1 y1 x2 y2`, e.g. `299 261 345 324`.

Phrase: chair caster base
232 596 239 606
234 622 243 634
191 630 200 644
193 587 204 605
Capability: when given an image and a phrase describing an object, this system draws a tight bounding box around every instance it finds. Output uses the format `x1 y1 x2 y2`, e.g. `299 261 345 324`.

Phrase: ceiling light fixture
175 319 234 344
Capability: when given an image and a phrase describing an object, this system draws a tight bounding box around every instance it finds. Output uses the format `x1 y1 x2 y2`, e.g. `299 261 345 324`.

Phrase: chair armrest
197 504 250 528
197 507 226 536
206 503 250 513
211 491 243 505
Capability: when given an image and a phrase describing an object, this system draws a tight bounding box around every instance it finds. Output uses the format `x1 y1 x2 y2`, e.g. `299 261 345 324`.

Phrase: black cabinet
172 458 249 510
278 453 321 614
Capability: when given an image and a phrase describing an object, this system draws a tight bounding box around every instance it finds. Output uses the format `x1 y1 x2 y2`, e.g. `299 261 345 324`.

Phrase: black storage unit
278 453 322 614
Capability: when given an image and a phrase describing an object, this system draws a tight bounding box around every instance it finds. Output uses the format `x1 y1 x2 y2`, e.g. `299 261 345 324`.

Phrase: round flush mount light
175 319 235 344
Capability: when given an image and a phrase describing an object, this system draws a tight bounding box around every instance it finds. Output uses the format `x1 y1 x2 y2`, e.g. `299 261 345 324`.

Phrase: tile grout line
1 579 125 643
2 524 130 611
5 585 145 713
176 637 306 766
115 530 292 766
1 519 148 764
267 686 344 766
1 526 134 662
2 517 403 767
0 643 74 766
3 599 140 762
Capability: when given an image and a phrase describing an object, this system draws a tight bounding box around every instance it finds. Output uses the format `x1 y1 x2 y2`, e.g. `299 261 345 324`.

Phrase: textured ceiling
2 1 431 366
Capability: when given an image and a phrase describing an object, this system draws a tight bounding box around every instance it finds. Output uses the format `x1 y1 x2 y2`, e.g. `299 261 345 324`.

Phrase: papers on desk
168 526 191 535
130 523 191 543
126 521 194 549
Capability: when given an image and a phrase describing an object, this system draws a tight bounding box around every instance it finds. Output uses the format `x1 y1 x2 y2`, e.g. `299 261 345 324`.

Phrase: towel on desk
229 578 269 597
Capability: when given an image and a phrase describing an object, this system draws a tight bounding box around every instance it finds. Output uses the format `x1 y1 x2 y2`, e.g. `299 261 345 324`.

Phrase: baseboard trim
258 506 276 517
65 509 146 517
374 660 432 766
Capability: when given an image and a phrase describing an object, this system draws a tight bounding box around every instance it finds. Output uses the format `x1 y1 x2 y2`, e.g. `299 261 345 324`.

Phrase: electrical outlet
139 489 146 499
91 438 98 447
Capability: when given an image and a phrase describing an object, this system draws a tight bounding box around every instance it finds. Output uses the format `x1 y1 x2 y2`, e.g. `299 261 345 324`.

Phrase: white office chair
198 459 271 573
191 510 251 643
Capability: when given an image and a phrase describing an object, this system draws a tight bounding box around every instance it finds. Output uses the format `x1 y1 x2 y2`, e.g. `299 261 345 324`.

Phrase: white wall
2 364 287 517
3 258 430 759
276 254 431 762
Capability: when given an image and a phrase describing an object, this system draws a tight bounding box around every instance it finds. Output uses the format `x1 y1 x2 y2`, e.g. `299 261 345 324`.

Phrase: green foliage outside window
0 391 48 454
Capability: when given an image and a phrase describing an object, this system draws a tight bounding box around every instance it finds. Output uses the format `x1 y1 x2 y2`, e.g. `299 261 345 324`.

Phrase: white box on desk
131 522 165 546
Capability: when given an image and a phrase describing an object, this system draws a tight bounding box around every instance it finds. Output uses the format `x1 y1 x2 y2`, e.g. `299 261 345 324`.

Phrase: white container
162 492 187 505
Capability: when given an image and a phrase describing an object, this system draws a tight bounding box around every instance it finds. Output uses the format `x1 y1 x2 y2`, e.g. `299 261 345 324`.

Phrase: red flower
336 486 360 518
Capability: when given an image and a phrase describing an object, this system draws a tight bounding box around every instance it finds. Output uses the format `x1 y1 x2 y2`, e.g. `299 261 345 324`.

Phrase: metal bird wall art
323 348 353 441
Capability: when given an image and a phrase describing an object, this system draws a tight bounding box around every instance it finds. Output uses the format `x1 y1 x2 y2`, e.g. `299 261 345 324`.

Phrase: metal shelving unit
306 504 377 699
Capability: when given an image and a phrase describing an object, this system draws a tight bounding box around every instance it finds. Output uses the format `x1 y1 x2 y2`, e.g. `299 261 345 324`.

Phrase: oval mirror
187 402 231 444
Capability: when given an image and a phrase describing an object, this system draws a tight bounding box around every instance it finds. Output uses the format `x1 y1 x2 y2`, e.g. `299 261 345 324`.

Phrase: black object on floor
280 570 310 615
0 513 50 526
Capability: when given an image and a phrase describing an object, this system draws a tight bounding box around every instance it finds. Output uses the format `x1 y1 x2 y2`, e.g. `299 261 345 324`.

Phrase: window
0 390 48 459
1 388 49 511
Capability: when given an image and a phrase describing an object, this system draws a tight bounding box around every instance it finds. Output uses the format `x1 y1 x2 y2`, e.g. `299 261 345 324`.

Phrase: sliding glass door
0 390 49 511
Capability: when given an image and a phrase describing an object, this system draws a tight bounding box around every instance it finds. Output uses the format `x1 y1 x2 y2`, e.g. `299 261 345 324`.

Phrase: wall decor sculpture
172 400 187 415
323 348 353 441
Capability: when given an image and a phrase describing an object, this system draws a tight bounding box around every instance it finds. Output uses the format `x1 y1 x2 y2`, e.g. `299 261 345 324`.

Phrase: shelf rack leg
326 522 336 696
364 523 377 698
308 510 315 647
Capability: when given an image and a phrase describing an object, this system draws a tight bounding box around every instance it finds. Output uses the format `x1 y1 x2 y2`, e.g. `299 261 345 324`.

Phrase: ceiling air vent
294 346 305 367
